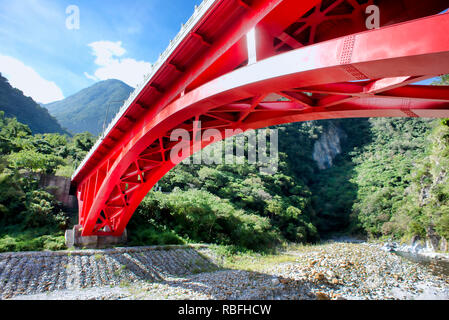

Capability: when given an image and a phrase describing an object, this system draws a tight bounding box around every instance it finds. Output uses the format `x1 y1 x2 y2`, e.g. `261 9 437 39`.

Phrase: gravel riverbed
1 242 448 300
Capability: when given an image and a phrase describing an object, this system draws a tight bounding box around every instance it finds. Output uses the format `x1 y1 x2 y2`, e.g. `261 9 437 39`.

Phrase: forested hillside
0 74 67 135
0 76 448 253
45 80 133 135
129 115 447 249
129 77 449 249
0 111 95 251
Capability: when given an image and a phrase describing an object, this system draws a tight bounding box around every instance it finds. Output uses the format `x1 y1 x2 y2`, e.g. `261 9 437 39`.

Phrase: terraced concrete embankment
0 245 216 299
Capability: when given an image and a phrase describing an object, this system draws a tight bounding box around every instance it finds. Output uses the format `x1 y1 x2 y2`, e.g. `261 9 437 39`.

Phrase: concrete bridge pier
65 225 127 249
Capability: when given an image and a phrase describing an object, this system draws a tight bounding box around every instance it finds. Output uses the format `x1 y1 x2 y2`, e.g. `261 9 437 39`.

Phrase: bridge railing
71 0 217 181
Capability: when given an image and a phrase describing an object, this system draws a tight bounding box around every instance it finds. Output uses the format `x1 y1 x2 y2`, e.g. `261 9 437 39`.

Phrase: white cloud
86 41 151 88
0 55 64 104
83 72 98 82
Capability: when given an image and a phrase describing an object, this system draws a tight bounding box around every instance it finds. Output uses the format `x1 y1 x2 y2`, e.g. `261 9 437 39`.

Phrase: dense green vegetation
129 132 321 250
0 111 95 252
342 76 449 241
0 73 67 135
45 79 133 135
349 118 434 237
0 73 448 252
129 79 449 247
387 120 449 240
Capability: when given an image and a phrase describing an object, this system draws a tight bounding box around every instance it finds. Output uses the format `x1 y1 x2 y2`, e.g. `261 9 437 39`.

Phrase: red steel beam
77 12 449 236
73 0 449 237
72 0 287 187
76 0 289 235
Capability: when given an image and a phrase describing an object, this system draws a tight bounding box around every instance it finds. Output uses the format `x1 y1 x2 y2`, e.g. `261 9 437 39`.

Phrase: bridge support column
65 225 127 249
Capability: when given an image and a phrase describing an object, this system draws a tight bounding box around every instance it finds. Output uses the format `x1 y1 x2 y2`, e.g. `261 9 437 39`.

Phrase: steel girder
72 0 449 236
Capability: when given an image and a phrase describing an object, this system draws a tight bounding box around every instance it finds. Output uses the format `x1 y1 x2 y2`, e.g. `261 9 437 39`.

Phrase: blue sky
0 0 202 103
0 1 444 104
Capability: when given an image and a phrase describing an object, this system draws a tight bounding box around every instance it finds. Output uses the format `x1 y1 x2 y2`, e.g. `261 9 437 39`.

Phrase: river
393 251 449 278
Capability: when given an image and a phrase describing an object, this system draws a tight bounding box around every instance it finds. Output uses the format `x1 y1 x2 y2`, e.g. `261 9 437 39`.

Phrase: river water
326 237 449 278
393 251 449 278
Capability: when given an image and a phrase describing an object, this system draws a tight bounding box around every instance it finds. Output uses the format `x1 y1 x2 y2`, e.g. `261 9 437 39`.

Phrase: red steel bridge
71 0 449 237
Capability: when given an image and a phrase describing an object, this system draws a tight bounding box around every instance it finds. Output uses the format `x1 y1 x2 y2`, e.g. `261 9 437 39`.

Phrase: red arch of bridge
72 0 449 237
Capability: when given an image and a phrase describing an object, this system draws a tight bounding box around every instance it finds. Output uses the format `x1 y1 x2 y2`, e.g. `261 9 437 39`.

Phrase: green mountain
45 79 133 136
0 73 67 135
1 77 448 251
1 73 445 251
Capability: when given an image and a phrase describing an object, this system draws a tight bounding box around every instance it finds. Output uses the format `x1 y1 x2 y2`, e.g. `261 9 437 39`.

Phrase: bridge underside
72 0 449 237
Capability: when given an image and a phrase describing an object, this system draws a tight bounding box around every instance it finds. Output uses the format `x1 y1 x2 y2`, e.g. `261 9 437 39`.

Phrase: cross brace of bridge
71 0 449 237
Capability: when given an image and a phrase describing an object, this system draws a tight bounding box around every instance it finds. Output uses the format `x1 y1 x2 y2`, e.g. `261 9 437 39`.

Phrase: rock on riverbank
2 242 449 300
380 241 449 261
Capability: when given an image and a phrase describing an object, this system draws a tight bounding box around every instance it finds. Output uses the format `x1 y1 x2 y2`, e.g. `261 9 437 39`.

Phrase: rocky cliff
312 122 347 170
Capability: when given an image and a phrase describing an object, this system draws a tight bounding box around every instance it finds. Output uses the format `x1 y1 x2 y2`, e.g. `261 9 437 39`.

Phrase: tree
7 150 64 174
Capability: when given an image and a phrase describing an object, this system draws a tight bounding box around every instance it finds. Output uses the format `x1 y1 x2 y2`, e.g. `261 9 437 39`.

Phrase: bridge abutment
65 225 127 249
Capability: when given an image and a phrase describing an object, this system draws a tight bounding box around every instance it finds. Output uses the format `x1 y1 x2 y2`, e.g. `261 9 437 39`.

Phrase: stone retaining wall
0 244 214 299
